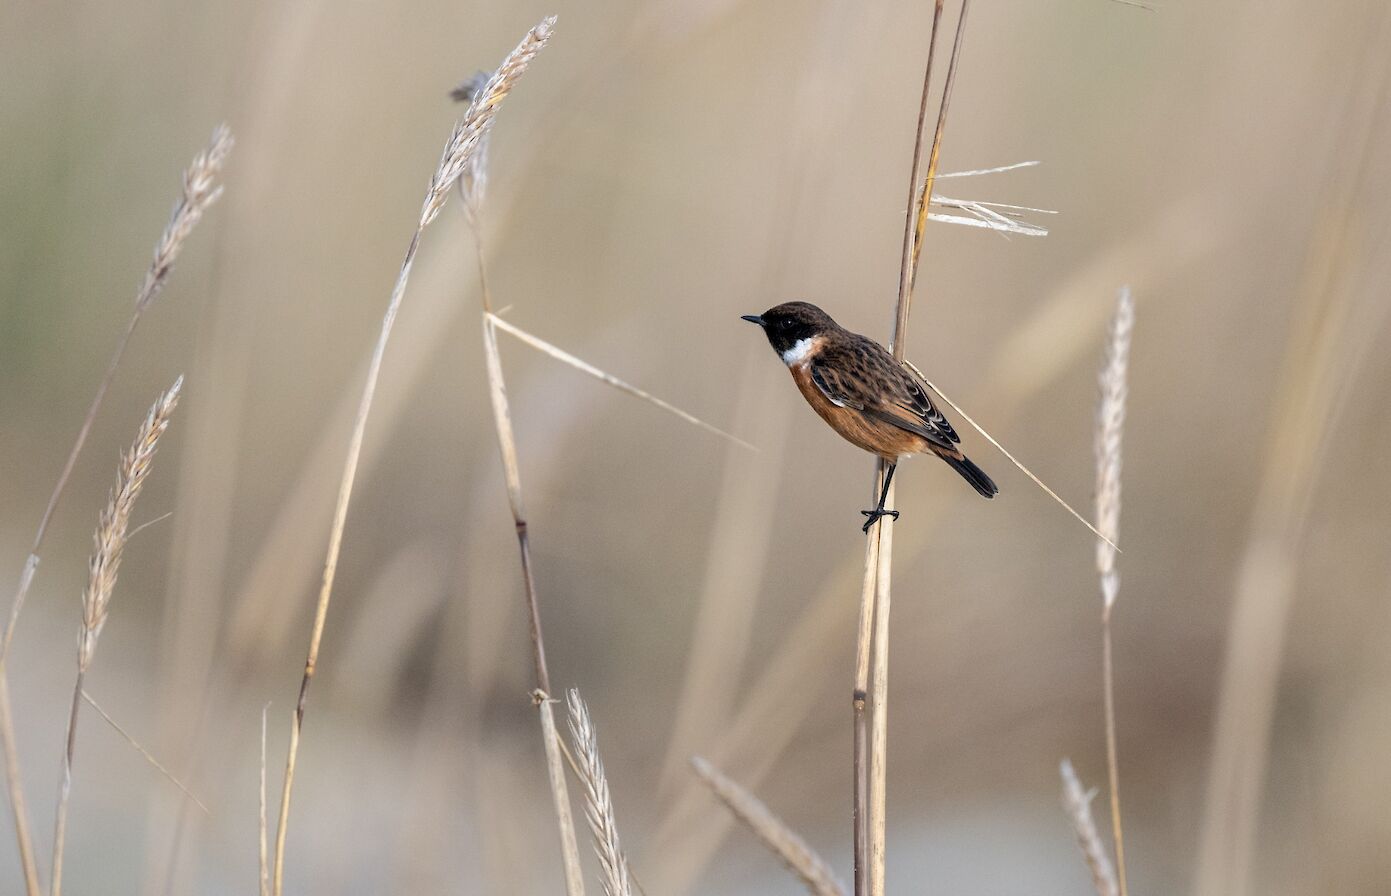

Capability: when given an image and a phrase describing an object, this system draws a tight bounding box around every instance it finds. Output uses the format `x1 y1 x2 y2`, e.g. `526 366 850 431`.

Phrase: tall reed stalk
0 127 229 896
853 3 968 893
458 23 586 892
1095 288 1133 896
267 20 555 894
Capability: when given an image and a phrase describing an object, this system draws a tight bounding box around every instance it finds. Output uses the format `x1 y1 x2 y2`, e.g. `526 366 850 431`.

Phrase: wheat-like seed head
565 689 633 896
421 16 555 228
1095 287 1133 609
135 127 233 312
450 71 492 219
691 755 846 896
1060 759 1120 896
79 376 183 668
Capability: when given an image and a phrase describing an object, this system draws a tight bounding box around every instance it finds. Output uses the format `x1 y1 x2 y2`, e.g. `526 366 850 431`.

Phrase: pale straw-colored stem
49 671 84 896
269 228 420 894
486 314 753 450
259 704 270 896
455 22 585 895
270 22 555 893
902 360 1118 552
79 691 206 814
856 4 964 894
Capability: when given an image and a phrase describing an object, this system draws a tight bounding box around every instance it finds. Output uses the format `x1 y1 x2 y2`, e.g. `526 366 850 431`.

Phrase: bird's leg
860 462 900 533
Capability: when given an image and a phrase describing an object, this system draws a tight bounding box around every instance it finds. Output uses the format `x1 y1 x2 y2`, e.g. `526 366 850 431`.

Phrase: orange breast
789 364 929 461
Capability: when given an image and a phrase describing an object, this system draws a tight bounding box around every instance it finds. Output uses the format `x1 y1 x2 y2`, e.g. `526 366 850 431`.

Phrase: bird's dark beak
741 314 766 326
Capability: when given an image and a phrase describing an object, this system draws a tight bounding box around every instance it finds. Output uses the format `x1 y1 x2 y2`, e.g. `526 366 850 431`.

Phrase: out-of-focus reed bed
4 0 1391 893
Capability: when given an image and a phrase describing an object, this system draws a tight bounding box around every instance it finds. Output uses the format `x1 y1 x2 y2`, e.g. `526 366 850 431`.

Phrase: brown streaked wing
809 337 960 450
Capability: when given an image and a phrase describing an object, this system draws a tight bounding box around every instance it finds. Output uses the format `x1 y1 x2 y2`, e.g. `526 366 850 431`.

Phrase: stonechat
743 301 997 532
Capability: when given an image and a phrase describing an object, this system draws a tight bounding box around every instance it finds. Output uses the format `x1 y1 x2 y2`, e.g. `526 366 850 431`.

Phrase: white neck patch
781 337 817 366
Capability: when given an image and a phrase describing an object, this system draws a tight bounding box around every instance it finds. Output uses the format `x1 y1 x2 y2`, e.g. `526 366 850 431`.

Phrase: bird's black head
741 301 840 356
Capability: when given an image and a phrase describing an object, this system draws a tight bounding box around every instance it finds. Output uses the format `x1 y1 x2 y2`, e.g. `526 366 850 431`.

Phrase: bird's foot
860 507 900 534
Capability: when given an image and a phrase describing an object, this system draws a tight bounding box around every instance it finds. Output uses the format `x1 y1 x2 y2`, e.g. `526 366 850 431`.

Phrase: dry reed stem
907 0 970 294
1060 759 1120 896
480 298 587 896
1095 288 1133 896
457 21 584 896
690 756 846 896
566 691 634 896
902 360 1119 551
52 377 182 896
855 4 965 894
486 314 754 450
259 703 270 896
0 679 39 896
0 128 227 896
269 21 554 894
79 691 207 814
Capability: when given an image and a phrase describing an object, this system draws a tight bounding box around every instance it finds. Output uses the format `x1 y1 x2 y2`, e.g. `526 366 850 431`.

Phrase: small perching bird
743 301 996 532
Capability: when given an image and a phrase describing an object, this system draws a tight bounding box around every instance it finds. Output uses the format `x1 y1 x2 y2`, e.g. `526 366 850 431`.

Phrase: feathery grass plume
691 756 846 896
268 20 556 896
421 17 554 229
449 71 492 223
1095 287 1133 896
566 691 634 896
1060 759 1120 896
928 196 1052 237
136 125 234 312
0 128 227 896
51 376 182 896
77 378 183 668
1095 287 1132 610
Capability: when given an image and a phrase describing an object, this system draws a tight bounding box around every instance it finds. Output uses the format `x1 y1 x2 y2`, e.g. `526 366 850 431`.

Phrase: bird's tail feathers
944 454 998 499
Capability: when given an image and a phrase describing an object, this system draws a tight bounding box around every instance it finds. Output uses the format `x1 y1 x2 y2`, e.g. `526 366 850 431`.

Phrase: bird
742 301 996 532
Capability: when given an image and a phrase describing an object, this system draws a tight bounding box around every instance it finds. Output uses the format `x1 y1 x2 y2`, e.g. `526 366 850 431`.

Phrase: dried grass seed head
1095 287 1133 608
137 126 233 312
80 376 183 665
566 689 633 896
421 16 555 228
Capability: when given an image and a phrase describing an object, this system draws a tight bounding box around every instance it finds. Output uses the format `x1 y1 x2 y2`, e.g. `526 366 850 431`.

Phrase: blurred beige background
3 0 1390 893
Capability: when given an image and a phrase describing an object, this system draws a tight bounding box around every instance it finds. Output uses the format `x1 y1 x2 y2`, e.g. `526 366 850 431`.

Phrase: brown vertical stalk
456 19 583 895
269 21 555 894
854 3 969 894
478 267 587 896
